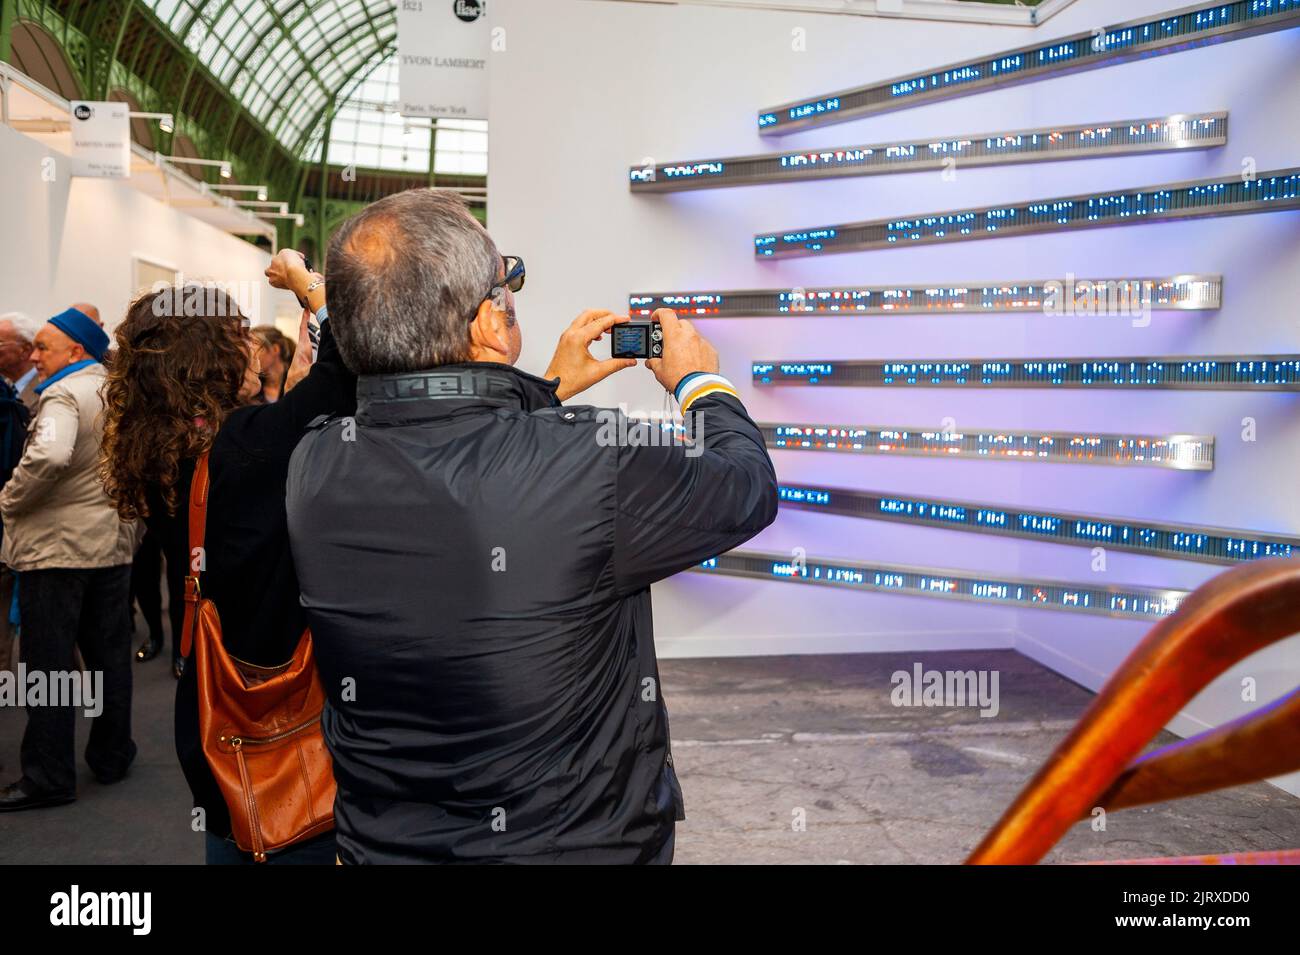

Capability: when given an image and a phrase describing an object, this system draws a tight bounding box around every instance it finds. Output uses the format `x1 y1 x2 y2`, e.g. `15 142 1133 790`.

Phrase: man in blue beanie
0 307 138 811
35 306 110 370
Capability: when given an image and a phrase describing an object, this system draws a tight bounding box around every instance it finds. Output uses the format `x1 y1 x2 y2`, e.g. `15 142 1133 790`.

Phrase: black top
287 364 779 863
144 319 356 839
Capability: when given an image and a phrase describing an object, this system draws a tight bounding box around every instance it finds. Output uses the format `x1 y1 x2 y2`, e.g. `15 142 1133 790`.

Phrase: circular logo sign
73 104 93 121
453 0 484 23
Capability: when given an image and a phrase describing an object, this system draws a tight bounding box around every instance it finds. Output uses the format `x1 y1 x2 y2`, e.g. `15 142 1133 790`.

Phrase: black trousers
17 565 135 794
130 530 164 643
129 530 184 662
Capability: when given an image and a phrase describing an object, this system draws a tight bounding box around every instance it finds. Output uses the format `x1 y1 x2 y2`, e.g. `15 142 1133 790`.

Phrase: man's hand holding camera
544 309 637 401
545 306 719 401
645 308 719 394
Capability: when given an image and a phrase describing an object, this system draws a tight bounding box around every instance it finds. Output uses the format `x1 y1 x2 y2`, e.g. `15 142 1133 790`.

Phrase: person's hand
283 308 314 394
645 308 719 394
544 309 637 401
264 249 312 299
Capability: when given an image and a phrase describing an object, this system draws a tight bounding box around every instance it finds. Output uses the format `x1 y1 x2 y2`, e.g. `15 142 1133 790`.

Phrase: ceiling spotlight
219 162 232 179
130 111 174 134
294 214 305 227
257 187 268 201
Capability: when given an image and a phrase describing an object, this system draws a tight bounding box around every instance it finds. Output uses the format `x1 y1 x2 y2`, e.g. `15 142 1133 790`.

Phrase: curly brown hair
99 286 253 521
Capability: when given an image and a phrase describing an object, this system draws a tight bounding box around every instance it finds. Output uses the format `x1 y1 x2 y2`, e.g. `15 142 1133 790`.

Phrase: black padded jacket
286 363 778 863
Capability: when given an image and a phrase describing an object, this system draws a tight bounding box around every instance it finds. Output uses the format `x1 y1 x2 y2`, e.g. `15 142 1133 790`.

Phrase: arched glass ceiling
316 54 487 175
140 0 397 154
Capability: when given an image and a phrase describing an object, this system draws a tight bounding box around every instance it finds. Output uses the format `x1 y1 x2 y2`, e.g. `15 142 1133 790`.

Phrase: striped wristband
675 372 740 412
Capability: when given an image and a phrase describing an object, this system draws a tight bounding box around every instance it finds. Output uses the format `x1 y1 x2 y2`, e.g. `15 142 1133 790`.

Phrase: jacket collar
356 362 561 425
34 358 102 395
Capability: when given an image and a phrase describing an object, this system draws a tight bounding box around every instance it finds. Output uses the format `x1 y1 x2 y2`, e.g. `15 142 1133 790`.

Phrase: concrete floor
2 644 1297 864
665 651 1300 864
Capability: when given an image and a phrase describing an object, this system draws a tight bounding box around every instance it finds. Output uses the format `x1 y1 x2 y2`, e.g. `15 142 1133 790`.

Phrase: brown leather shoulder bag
180 451 336 861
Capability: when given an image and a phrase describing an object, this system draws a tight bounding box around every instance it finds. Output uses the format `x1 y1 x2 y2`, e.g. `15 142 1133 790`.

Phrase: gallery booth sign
398 0 491 120
69 100 130 179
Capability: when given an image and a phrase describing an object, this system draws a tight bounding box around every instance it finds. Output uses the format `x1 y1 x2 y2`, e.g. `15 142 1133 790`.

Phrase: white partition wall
0 122 292 332
485 0 1300 793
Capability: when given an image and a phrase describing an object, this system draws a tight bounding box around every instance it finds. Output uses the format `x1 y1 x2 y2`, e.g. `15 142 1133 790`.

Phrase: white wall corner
658 627 1017 659
1011 628 1300 799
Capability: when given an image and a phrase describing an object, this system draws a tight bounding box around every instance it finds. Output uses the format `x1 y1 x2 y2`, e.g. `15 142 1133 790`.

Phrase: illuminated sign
762 423 1214 470
755 169 1300 257
630 114 1226 192
758 1 1300 133
752 356 1300 390
631 276 1221 318
776 485 1296 564
691 551 1187 620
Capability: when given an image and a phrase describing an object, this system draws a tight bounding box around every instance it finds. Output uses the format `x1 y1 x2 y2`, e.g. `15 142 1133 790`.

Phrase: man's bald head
71 303 101 327
326 188 500 375
341 212 401 272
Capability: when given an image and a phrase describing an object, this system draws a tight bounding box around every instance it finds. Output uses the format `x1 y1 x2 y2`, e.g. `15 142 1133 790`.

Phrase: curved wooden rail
1091 685 1300 813
966 558 1300 865
1087 849 1300 866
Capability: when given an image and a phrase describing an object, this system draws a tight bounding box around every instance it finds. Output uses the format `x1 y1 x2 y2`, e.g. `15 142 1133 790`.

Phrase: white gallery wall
0 122 291 334
487 0 1300 791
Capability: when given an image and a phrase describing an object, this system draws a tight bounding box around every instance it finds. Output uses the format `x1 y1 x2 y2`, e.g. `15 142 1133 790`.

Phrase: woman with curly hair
99 251 354 864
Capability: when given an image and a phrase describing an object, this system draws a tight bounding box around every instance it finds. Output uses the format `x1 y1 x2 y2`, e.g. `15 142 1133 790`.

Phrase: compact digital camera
610 321 663 359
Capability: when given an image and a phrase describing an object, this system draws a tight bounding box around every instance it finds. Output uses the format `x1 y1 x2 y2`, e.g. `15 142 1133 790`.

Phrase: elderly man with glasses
0 311 40 677
0 312 41 413
286 188 778 864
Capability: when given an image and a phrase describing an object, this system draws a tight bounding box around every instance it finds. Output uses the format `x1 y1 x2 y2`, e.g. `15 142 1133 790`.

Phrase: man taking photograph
287 188 778 864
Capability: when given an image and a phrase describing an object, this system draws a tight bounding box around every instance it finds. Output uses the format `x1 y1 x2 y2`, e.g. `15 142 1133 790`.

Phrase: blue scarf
34 358 98 395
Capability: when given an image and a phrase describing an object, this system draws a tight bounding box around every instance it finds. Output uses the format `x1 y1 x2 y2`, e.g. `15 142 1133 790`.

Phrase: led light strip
631 113 1227 192
631 275 1222 318
757 1 1300 134
691 550 1188 621
755 168 1300 258
762 423 1215 471
752 356 1300 390
776 484 1296 565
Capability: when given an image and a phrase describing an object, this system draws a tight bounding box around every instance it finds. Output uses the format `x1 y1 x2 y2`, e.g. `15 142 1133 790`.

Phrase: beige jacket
0 362 137 571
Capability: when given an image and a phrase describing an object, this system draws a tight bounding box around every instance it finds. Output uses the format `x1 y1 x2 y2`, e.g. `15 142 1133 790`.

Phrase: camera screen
612 324 649 358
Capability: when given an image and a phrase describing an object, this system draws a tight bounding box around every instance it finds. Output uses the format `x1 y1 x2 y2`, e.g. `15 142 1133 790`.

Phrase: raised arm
225 251 358 463
612 309 778 594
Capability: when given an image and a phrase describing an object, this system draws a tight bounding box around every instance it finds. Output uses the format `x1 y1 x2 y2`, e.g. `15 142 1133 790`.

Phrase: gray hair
326 188 500 375
0 311 42 343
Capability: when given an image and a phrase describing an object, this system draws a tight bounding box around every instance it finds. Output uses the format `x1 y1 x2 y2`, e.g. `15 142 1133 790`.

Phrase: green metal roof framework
1 0 484 252
140 0 396 157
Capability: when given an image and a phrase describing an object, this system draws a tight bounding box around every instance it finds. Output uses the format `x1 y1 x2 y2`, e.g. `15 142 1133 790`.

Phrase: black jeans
205 830 338 865
17 565 135 794
129 530 185 664
130 530 164 644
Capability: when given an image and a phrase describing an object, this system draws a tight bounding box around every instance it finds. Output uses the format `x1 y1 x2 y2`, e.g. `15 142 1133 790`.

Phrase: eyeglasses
487 255 523 298
497 255 525 295
472 255 525 322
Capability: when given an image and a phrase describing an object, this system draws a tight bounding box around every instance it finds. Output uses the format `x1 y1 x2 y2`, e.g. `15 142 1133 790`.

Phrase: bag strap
180 452 211 658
